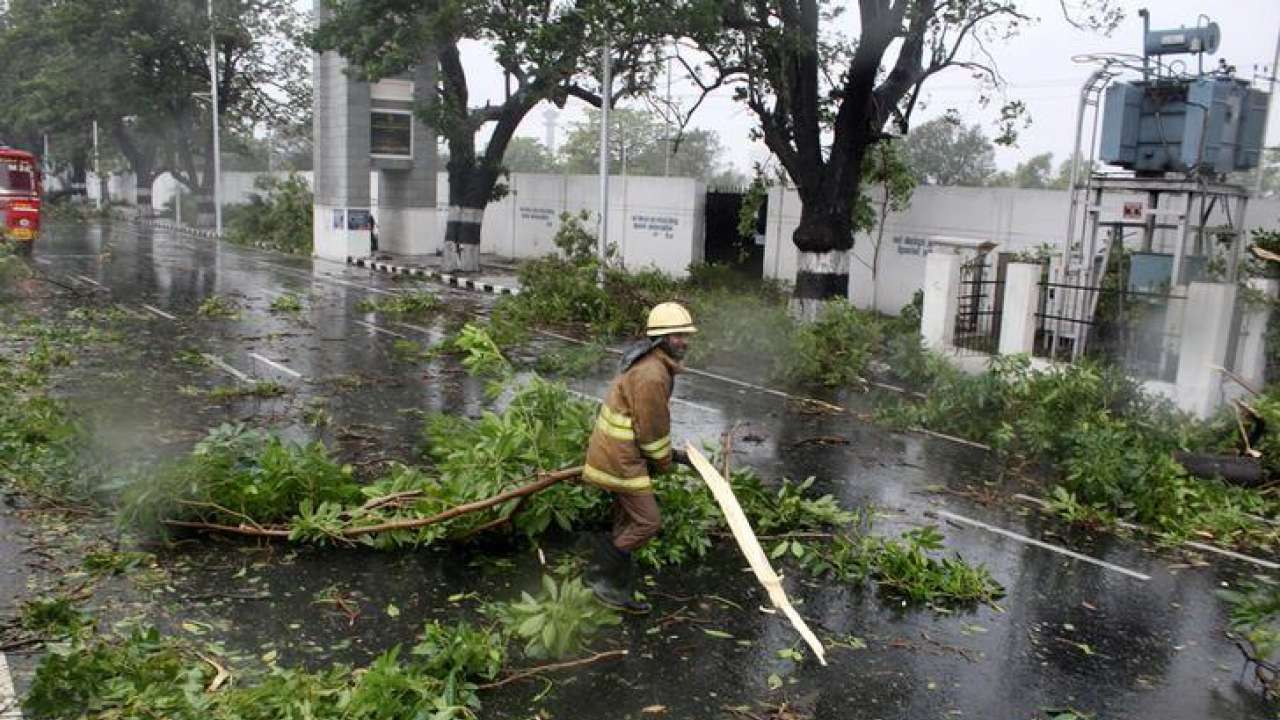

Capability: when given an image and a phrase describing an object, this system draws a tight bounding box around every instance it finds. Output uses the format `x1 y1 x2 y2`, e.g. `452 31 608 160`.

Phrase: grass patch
269 293 304 313
197 295 241 319
206 381 288 402
356 291 441 317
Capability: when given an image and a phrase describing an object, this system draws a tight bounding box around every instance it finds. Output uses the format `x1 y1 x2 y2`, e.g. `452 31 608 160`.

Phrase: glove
671 447 691 467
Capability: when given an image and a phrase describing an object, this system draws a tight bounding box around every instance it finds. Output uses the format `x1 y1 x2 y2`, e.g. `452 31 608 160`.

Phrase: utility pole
664 52 672 177
92 120 102 211
208 0 223 236
597 35 611 283
1255 24 1280 198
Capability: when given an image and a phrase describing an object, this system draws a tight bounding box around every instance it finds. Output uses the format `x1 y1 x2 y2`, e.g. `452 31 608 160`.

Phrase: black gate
703 188 765 275
953 255 1004 354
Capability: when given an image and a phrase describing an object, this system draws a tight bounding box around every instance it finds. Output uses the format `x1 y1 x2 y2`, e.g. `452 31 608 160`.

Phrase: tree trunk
441 167 491 273
790 198 854 321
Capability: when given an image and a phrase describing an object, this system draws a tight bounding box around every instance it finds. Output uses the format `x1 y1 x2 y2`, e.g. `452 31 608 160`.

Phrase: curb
129 217 222 241
348 256 521 296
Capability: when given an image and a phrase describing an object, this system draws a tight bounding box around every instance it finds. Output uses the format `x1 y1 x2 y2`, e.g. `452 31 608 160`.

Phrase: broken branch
476 649 628 690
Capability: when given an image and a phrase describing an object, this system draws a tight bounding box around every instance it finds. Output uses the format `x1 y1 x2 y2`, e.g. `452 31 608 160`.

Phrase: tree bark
441 166 488 273
789 190 855 321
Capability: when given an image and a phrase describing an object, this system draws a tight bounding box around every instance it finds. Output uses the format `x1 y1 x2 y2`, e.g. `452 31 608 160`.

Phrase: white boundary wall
765 184 1280 315
434 172 705 277
145 171 705 276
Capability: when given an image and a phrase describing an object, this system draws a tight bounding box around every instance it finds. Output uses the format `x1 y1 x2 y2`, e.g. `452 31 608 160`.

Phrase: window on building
371 111 412 157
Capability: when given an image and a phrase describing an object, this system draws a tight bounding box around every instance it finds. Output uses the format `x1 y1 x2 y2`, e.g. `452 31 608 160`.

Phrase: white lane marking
73 274 102 287
113 303 147 320
201 353 251 383
1013 493 1280 571
141 304 177 321
935 509 1150 581
0 651 22 720
249 352 303 379
33 257 51 266
354 320 407 339
394 321 438 336
1181 540 1280 570
671 396 719 414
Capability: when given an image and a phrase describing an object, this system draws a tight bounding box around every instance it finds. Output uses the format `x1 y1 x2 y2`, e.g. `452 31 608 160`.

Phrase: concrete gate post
998 262 1042 356
1235 277 1279 392
375 57 439 256
920 251 963 352
1174 281 1237 419
311 0 372 260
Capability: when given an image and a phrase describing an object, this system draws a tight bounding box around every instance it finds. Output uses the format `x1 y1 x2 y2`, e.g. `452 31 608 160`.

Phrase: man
582 302 695 613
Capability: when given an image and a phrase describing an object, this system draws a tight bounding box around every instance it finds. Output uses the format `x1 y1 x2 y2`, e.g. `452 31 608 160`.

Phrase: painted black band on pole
793 271 849 300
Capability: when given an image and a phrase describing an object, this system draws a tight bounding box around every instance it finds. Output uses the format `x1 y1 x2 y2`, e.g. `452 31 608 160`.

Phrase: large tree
671 0 1121 318
313 0 666 272
902 117 996 187
0 0 308 213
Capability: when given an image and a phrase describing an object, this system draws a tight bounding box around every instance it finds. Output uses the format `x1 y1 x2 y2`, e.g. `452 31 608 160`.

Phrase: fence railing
1034 281 1185 381
953 260 1003 355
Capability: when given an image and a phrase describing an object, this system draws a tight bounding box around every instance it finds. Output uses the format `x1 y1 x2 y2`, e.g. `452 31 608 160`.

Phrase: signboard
371 111 412 157
348 209 373 231
1122 201 1144 220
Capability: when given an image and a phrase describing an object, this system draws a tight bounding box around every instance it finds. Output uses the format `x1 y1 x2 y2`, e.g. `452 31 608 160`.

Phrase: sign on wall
371 111 412 157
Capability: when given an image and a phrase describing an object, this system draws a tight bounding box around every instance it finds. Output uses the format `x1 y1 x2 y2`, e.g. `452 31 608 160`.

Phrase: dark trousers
611 492 662 552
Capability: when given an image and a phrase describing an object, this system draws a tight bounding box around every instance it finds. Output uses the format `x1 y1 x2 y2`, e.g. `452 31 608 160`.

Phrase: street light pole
1255 24 1280 198
207 0 223 236
597 35 611 284
92 119 102 211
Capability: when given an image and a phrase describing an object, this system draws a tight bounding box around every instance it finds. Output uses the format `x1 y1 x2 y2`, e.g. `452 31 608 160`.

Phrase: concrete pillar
920 251 963 352
1234 277 1279 392
998 262 1042 356
1174 281 1237 419
311 0 372 260
377 57 438 256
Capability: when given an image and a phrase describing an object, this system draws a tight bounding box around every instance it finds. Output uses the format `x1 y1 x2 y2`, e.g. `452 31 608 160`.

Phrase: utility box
1099 78 1268 175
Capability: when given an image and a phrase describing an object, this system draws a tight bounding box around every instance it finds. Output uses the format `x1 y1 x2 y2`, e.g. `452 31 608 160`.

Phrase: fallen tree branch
197 652 231 692
476 649 628 690
338 467 581 538
161 466 583 541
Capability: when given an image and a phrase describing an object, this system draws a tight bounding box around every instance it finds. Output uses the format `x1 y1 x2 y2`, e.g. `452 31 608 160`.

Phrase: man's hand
671 447 691 467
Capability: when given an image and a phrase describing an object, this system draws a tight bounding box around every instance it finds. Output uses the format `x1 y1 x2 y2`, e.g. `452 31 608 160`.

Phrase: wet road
2 219 1274 719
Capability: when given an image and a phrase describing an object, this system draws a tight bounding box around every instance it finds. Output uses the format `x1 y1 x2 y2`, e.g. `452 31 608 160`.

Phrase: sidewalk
348 250 522 295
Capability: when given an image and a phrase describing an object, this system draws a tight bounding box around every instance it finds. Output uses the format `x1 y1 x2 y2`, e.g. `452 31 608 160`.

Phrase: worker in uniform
582 302 696 613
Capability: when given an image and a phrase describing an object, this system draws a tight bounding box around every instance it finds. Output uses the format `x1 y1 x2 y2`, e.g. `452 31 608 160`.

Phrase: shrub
225 173 314 255
120 423 361 531
783 299 883 387
496 575 619 659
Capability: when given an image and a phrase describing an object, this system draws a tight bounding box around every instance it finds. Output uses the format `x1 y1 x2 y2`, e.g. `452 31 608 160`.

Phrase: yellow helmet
646 302 697 337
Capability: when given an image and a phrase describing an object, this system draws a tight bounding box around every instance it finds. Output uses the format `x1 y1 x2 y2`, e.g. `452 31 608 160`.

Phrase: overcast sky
310 1 1280 174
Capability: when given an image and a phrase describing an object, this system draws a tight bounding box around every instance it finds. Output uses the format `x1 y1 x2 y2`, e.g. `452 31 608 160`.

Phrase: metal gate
703 188 765 275
953 255 1004 354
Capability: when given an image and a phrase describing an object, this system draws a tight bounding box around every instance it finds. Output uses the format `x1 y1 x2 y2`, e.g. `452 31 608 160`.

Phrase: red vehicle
0 147 41 253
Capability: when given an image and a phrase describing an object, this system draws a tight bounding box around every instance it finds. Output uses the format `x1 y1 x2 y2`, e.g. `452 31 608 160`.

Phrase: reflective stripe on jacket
582 346 679 495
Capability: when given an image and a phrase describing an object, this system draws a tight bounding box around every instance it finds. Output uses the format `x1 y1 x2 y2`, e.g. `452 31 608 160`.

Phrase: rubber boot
589 543 650 615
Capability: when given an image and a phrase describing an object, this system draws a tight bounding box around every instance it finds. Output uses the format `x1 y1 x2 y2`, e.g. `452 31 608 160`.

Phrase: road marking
671 396 719 414
0 652 22 720
201 353 251 383
33 257 50 266
249 352 303 379
935 509 1151 581
394 321 438 336
355 320 407 339
140 304 177 321
1013 494 1280 571
113 303 147 320
73 274 102 287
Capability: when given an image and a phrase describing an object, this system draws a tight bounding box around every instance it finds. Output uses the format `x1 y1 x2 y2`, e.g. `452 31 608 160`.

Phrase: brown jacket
582 347 680 495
